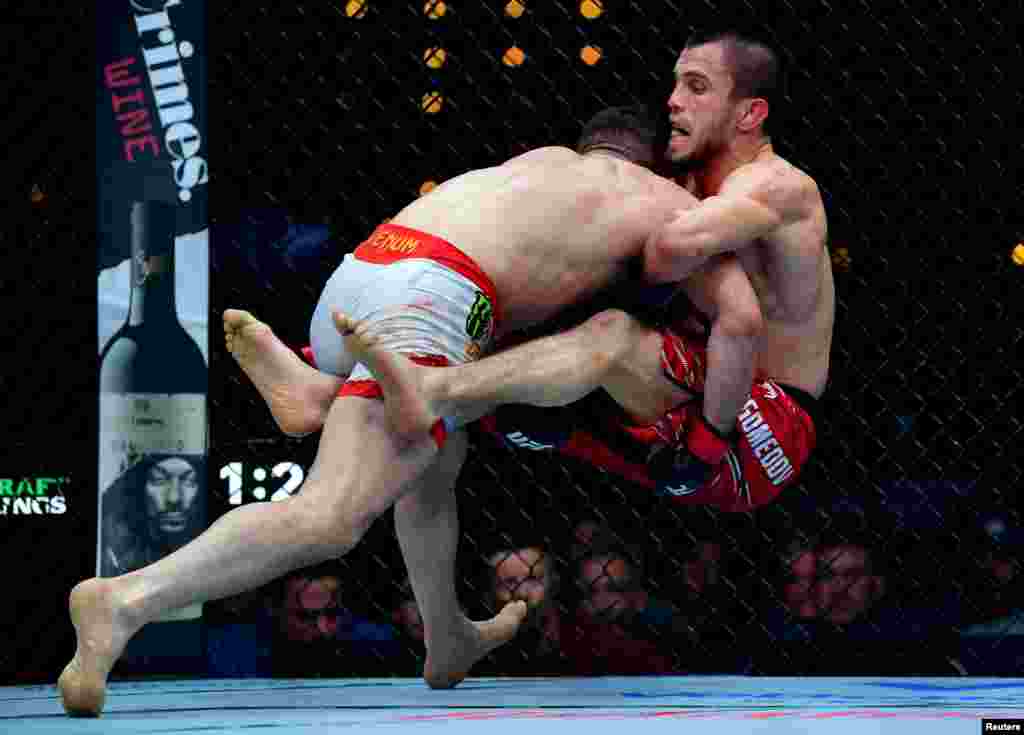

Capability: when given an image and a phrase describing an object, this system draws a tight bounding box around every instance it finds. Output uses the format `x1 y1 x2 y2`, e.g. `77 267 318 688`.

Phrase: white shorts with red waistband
307 224 500 445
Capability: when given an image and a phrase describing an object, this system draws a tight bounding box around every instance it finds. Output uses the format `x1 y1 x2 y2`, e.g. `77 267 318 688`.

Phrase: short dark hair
685 30 783 132
577 105 659 165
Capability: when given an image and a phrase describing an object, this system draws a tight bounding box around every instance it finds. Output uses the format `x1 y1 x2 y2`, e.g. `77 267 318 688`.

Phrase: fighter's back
392 146 689 330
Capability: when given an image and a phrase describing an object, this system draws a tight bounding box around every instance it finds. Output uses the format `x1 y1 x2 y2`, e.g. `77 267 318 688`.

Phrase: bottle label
99 393 205 490
97 393 206 620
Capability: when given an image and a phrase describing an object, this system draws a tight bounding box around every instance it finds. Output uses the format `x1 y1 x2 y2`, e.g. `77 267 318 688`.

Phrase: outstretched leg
59 395 439 716
224 309 343 436
334 308 696 439
393 430 527 688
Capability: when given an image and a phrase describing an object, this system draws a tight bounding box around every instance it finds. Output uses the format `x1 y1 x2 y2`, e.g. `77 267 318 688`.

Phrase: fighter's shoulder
724 155 821 221
634 167 698 208
771 157 823 211
501 145 579 167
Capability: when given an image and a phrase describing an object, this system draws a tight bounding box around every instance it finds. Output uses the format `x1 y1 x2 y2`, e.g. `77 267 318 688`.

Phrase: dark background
2 1 1022 682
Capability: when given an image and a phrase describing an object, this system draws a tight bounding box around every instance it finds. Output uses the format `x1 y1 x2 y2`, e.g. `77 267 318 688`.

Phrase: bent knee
586 308 634 332
579 309 647 366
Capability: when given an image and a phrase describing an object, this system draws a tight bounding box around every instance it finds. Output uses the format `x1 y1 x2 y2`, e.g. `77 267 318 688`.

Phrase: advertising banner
96 0 208 627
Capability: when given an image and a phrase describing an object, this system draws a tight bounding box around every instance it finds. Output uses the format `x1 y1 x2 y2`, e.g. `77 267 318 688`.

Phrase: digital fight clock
218 461 306 505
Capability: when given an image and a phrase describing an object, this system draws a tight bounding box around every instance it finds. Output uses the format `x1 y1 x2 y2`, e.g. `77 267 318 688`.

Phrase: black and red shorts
482 326 820 512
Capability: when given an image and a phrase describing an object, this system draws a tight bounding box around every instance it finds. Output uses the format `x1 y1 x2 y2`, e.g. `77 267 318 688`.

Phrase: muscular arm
683 257 762 436
638 172 766 437
644 162 817 283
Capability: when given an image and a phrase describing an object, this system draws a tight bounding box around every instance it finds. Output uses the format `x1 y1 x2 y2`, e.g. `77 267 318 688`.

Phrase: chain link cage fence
206 1 1023 677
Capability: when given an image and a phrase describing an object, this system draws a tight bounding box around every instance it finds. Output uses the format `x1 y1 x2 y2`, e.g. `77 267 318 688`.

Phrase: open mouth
670 129 691 144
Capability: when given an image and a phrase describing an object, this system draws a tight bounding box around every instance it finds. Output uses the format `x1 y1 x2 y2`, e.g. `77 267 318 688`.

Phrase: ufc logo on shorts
662 483 699 497
504 432 554 451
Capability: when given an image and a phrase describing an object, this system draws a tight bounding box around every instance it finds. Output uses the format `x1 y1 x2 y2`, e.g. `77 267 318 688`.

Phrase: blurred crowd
203 495 1022 679
203 215 1022 679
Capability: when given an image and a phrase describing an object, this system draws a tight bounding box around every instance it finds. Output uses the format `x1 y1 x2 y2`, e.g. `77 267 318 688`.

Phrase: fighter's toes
223 308 250 331
423 602 528 690
334 311 381 359
484 600 528 647
332 310 358 336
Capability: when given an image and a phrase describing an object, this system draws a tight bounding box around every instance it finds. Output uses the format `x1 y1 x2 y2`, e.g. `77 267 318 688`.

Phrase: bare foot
57 579 139 717
224 309 337 437
332 310 446 441
423 600 528 689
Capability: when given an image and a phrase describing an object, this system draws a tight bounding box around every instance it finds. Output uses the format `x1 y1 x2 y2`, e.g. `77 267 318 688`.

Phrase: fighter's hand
651 414 732 498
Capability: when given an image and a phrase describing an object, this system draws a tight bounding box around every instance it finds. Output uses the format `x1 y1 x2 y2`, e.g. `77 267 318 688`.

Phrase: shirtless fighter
339 29 833 512
226 28 831 689
58 106 759 715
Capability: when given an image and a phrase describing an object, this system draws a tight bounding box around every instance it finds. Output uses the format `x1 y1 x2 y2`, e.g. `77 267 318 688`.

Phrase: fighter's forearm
701 316 759 436
644 195 780 283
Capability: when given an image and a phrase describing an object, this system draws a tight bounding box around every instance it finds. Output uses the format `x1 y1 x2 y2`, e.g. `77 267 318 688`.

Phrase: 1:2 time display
218 461 306 505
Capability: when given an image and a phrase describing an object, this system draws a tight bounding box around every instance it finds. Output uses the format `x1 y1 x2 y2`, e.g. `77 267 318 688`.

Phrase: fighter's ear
737 98 769 133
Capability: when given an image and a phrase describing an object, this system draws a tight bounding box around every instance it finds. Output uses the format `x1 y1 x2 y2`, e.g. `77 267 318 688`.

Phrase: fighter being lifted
338 29 832 516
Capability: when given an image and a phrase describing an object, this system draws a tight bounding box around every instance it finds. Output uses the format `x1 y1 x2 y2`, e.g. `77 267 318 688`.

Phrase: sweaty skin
731 156 833 398
331 40 836 457
653 147 833 399
224 146 714 442
655 41 834 399
392 146 700 331
223 143 710 440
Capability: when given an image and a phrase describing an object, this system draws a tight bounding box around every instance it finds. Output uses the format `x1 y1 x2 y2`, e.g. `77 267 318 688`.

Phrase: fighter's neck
695 139 773 196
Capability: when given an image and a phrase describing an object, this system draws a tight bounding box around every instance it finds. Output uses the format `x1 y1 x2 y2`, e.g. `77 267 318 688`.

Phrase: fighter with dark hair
338 28 832 529
577 105 660 169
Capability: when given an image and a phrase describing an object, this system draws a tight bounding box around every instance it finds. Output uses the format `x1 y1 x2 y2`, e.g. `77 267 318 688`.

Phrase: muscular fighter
338 29 832 511
58 106 758 715
205 29 830 691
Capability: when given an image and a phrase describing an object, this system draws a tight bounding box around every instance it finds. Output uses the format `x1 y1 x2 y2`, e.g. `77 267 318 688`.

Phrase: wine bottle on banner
97 201 207 621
